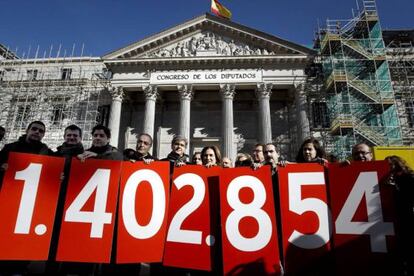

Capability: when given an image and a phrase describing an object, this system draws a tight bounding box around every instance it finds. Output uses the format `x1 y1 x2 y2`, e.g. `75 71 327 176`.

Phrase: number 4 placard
328 161 398 275
56 158 122 263
0 153 64 260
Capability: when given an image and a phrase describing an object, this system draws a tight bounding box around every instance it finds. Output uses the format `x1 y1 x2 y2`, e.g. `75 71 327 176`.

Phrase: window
97 105 110 126
0 70 4 82
61 68 72 80
406 100 414 128
27 69 38 81
51 104 66 125
312 102 330 128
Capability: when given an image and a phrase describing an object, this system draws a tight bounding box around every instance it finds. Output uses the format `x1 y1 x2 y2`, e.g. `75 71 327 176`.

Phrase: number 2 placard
0 153 64 260
163 165 220 271
56 158 122 263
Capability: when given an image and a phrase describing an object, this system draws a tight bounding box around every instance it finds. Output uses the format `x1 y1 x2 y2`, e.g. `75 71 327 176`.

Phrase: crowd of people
0 120 412 275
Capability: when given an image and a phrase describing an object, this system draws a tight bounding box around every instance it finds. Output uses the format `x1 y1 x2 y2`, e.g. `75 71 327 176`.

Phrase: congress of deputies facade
0 11 413 161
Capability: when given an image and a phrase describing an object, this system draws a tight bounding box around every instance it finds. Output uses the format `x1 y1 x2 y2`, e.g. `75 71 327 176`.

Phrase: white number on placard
335 171 394 253
14 163 43 234
288 172 331 249
65 169 112 238
122 169 166 239
225 175 272 252
166 173 205 245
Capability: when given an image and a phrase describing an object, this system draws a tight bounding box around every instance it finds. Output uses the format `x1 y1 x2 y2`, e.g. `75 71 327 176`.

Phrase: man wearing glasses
351 143 373 162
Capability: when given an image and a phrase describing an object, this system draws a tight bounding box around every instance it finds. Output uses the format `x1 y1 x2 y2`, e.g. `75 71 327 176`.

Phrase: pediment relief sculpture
143 31 276 58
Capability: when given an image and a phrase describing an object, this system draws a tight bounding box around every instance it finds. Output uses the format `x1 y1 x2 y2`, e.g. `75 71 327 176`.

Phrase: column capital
294 82 305 91
143 85 159 101
109 86 125 101
177 84 194 100
219 84 236 100
256 83 273 99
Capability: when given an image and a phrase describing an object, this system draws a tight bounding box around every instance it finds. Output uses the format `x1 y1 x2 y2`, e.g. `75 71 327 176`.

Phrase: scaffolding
0 45 111 150
384 30 414 145
314 0 402 159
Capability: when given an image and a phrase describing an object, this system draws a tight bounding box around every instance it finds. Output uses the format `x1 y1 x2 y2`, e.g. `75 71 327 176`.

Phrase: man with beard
77 124 123 161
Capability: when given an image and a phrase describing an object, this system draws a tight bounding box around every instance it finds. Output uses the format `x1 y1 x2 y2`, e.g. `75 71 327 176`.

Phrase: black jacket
0 135 52 165
87 144 123 161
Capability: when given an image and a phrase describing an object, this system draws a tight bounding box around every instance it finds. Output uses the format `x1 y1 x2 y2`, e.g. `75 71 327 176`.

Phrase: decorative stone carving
109 86 124 101
220 84 236 99
256 83 273 99
143 85 158 101
177 84 194 100
146 31 276 58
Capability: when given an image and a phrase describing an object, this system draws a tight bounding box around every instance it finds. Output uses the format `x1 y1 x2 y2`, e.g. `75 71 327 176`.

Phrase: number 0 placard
0 153 64 260
116 161 170 263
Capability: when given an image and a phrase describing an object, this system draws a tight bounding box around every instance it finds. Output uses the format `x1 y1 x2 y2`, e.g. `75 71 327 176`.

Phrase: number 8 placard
220 166 281 275
0 153 64 260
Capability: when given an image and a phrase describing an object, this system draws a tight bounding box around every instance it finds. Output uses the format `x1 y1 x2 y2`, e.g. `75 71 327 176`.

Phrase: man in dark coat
77 124 123 161
0 121 52 182
125 133 156 162
0 120 52 275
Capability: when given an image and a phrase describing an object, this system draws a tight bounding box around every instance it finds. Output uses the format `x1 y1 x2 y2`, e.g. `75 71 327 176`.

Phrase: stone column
108 86 124 147
256 83 273 144
220 84 236 160
295 83 310 142
178 84 194 154
143 85 158 141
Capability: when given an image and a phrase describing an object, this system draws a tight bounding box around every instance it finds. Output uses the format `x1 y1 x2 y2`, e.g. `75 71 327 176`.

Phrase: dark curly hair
295 137 326 163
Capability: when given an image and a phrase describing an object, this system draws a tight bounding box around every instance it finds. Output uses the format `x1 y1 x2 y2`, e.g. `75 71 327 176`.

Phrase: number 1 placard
56 158 122 263
0 153 64 260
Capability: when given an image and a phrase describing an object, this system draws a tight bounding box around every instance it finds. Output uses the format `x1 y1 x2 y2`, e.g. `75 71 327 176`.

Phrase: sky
0 0 413 58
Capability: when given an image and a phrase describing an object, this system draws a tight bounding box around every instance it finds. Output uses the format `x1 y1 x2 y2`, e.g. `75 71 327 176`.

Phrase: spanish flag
211 0 232 20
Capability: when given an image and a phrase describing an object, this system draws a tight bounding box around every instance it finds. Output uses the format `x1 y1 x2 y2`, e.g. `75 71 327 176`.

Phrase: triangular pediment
103 13 315 60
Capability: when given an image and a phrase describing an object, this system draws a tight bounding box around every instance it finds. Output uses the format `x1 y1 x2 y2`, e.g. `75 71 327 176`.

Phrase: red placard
0 153 64 260
56 158 122 263
163 165 221 271
116 161 170 263
328 161 398 275
220 166 281 275
278 163 332 274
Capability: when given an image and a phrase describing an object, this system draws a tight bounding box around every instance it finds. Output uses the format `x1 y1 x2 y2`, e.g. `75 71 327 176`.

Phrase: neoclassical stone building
103 14 314 159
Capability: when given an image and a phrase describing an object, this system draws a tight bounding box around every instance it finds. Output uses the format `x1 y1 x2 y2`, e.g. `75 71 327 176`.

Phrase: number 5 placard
0 153 64 260
278 163 332 274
